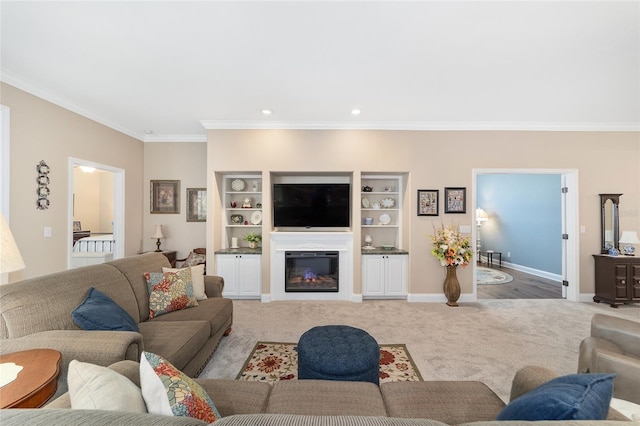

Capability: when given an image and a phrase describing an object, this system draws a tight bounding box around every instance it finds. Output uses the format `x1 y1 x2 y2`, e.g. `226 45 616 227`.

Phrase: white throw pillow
163 264 207 300
68 360 147 412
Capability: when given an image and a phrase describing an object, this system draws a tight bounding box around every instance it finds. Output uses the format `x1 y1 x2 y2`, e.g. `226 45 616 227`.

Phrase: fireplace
285 251 339 292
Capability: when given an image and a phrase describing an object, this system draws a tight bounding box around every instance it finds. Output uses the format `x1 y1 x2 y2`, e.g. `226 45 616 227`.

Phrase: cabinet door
386 255 408 296
614 264 629 300
362 256 385 296
631 264 640 300
237 255 261 296
216 255 238 296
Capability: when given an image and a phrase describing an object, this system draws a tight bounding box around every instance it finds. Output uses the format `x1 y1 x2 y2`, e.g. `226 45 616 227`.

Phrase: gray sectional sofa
0 252 233 398
0 361 630 425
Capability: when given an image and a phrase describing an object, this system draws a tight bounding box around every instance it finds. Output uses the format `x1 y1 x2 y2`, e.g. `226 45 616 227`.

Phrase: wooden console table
0 349 62 408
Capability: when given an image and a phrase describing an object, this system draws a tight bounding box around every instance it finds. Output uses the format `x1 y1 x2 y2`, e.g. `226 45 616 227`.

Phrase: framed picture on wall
417 189 439 216
186 188 207 222
444 187 466 213
151 180 180 214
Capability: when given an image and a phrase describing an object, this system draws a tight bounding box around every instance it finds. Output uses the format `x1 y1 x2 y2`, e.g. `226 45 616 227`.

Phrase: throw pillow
140 351 221 422
497 373 616 421
184 251 206 267
72 287 139 331
145 268 198 319
68 360 147 412
163 264 207 300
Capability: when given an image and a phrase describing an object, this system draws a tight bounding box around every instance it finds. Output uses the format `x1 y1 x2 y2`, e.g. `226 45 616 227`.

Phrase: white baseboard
482 259 562 282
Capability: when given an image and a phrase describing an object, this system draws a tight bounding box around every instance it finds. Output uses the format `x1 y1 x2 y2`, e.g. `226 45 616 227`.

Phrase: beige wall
207 129 640 298
2 83 144 281
143 142 207 259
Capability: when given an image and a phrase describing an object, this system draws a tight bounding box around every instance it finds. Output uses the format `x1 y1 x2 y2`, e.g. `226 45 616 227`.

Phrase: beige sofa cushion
137 320 209 370
150 297 233 338
266 379 387 416
381 381 506 425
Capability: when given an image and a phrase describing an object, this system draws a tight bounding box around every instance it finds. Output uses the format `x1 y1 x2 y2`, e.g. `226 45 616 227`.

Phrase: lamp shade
619 231 640 244
0 214 25 274
151 225 165 239
476 208 489 223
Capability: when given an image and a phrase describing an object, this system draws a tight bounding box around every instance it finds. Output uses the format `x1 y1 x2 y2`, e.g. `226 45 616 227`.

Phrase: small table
479 250 502 267
0 349 62 408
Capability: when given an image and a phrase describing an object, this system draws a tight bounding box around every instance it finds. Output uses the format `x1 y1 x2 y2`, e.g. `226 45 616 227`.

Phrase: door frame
68 157 125 267
472 168 579 302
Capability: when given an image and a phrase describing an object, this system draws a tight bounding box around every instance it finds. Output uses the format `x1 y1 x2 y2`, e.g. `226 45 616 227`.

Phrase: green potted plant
243 232 262 249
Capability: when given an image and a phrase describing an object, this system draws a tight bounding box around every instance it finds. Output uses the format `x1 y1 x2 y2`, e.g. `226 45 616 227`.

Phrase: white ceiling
1 1 639 142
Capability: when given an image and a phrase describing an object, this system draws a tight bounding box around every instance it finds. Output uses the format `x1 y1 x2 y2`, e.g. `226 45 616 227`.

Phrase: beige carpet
199 299 640 402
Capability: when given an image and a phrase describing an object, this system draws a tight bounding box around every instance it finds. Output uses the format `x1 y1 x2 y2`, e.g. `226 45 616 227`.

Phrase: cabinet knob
621 280 625 284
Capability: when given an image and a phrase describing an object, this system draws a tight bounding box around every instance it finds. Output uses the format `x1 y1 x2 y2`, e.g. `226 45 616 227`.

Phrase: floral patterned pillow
184 251 206 267
140 351 221 422
144 268 198 319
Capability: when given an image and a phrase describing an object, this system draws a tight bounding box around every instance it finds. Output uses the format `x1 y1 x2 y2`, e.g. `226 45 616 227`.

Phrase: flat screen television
273 183 351 228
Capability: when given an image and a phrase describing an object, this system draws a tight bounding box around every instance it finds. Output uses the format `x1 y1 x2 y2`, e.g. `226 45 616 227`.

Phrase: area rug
477 266 514 285
236 341 423 384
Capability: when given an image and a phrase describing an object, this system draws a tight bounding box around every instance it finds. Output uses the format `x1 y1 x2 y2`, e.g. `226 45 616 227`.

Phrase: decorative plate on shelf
361 198 370 208
379 214 391 225
231 179 246 191
381 197 395 208
251 211 262 225
230 214 244 224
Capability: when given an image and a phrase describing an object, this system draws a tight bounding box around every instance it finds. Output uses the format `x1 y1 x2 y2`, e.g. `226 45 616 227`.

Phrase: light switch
459 225 472 234
44 226 52 237
580 225 586 233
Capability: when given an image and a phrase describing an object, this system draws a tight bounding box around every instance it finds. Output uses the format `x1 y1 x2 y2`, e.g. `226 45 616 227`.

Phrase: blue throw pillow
72 287 139 332
497 373 616 421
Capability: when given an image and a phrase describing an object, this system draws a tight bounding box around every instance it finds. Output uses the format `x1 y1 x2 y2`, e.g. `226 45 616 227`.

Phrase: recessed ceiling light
262 109 272 115
143 130 154 135
351 109 361 116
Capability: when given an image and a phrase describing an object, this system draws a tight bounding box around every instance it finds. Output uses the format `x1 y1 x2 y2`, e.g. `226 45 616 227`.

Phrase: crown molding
143 134 207 143
200 120 640 132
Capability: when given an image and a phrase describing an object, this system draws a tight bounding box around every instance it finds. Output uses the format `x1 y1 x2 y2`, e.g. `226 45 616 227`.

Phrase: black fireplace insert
285 251 339 292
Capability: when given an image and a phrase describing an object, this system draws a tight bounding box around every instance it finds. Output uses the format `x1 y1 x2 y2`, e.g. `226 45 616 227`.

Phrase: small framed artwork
186 188 207 222
417 189 439 216
151 180 180 214
444 187 466 214
73 221 82 232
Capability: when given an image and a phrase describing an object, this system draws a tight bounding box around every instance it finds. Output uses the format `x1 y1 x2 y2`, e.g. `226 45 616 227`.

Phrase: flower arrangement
430 224 472 267
243 232 262 243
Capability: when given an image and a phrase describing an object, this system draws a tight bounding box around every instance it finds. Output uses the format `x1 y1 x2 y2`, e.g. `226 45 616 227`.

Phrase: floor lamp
1 214 26 280
476 208 489 260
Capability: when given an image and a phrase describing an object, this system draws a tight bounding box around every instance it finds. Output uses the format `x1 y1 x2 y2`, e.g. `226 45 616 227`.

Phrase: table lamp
476 208 489 255
619 230 640 256
151 225 165 252
1 214 26 275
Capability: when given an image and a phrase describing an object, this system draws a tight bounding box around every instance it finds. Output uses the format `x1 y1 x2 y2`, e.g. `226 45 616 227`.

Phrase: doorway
68 158 125 268
472 169 579 302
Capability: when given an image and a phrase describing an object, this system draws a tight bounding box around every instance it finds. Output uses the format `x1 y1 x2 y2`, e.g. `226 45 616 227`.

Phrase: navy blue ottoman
297 325 380 385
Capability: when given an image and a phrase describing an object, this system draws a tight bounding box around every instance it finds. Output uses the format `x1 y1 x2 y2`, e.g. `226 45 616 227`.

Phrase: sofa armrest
591 314 640 358
509 365 559 402
1 330 143 397
592 348 640 405
579 336 624 373
205 275 225 298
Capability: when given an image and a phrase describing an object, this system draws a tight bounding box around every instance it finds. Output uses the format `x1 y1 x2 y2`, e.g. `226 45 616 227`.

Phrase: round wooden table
0 349 62 408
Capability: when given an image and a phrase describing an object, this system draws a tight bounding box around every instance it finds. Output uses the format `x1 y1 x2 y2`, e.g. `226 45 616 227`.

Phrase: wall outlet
507 251 511 257
44 226 52 237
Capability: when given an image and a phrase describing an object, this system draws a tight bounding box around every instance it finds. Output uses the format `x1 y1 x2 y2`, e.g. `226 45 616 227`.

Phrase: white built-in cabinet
222 175 263 249
362 254 408 298
360 175 402 249
216 254 261 298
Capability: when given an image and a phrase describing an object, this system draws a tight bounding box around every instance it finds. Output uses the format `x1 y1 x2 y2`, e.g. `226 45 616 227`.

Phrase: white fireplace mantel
269 232 354 301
